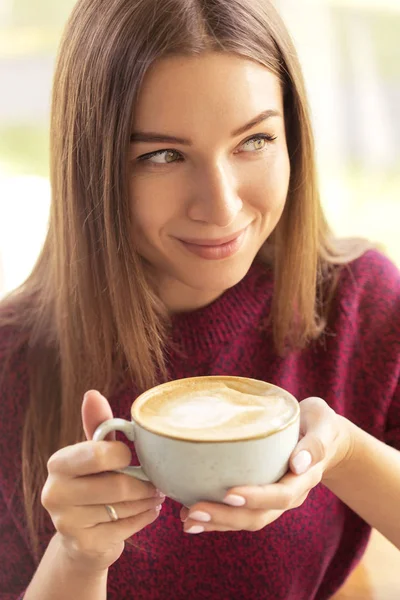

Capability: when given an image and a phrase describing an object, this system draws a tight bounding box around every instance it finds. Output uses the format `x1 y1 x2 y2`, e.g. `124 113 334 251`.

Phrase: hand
180 397 353 534
41 390 165 573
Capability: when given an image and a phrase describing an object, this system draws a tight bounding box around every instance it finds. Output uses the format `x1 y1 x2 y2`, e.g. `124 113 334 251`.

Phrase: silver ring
104 504 119 522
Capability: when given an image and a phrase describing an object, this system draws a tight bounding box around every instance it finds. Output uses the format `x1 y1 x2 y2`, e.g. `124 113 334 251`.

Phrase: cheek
271 151 291 203
250 150 290 212
130 175 180 235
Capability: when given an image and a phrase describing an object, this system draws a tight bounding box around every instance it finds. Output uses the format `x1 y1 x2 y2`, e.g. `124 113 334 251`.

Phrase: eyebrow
130 109 282 145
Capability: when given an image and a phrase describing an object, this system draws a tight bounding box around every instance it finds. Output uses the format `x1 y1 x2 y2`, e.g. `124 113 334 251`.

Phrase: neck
158 277 226 313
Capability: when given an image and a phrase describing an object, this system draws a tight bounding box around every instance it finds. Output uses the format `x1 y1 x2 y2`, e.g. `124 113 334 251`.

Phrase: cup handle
93 418 150 482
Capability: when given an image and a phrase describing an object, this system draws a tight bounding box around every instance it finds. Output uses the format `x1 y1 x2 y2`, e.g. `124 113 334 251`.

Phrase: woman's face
129 52 290 311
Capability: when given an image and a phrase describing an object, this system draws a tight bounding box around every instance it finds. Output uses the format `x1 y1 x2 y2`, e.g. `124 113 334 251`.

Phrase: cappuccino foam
135 379 297 441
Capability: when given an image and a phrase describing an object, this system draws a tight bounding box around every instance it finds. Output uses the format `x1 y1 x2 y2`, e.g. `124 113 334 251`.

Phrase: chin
175 255 255 293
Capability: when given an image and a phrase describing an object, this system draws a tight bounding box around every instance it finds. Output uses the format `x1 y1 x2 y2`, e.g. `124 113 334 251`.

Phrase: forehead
132 52 284 135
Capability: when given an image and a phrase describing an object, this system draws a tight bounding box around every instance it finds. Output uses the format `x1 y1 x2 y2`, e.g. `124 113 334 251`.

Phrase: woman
0 0 399 598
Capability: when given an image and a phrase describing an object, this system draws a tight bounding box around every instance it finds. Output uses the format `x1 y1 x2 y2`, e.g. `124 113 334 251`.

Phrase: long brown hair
0 0 370 561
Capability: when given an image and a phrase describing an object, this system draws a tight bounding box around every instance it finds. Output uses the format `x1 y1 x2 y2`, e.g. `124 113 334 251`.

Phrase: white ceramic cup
93 376 300 506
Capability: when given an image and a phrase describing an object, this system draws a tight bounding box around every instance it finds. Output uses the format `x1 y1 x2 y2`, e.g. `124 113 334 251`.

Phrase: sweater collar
169 259 273 354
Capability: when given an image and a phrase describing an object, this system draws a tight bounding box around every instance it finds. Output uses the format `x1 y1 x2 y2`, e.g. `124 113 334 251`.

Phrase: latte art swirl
162 396 268 429
136 379 297 441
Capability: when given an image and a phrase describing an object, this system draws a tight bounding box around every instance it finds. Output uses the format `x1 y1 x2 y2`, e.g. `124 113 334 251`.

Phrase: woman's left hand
180 397 353 534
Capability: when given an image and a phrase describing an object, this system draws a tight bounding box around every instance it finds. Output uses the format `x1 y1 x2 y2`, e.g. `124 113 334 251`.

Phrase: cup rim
131 376 300 443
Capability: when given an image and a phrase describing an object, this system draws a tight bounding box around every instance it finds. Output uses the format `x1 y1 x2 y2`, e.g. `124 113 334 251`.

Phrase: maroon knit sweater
1 249 399 600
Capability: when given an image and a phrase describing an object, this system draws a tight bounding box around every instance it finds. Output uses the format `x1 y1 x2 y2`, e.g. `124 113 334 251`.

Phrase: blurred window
0 0 399 296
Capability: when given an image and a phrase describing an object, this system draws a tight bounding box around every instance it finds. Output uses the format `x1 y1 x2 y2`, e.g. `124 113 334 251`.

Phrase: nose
187 161 243 228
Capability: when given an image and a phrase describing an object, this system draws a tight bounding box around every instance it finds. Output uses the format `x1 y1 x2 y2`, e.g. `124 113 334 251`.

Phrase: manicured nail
186 525 205 534
155 504 162 511
223 494 246 507
188 511 211 523
292 450 312 474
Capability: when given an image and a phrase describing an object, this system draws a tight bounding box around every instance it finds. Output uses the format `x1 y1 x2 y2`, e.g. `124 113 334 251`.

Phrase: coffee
134 376 297 441
94 376 300 506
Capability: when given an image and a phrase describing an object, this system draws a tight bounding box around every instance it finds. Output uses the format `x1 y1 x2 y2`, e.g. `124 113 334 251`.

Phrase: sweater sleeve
385 380 400 451
342 250 400 450
0 485 34 599
365 252 400 451
0 324 35 598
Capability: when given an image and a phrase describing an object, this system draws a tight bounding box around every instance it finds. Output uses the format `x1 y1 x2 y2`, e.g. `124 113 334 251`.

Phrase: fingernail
223 494 246 507
186 525 205 534
292 450 312 474
155 504 162 511
155 489 166 498
188 510 211 523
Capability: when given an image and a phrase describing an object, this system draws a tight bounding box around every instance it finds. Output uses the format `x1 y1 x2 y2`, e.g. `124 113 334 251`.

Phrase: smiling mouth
178 227 248 247
176 226 249 260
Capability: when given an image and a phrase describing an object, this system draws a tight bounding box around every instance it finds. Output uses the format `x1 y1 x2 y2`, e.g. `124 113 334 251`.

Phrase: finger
44 472 160 508
52 496 166 534
47 440 132 477
180 506 189 522
94 496 166 525
184 522 237 534
223 465 323 511
183 501 268 531
290 397 337 475
183 507 284 534
103 506 162 542
82 390 115 441
291 490 309 509
73 507 162 549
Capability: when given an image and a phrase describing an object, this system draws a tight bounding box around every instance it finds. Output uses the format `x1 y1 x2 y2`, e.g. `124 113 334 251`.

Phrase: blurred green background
0 0 399 294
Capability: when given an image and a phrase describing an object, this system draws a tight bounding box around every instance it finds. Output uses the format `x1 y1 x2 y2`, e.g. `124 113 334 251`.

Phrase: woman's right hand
41 390 164 573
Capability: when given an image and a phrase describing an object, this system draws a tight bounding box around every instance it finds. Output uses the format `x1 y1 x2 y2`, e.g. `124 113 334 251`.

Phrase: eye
239 133 277 153
137 149 183 165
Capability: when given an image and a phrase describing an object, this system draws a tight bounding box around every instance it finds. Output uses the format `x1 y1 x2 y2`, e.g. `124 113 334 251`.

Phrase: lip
177 227 249 260
178 227 248 247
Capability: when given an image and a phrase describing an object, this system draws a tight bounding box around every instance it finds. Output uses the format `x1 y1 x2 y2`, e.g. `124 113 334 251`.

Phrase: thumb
82 390 115 441
289 397 336 475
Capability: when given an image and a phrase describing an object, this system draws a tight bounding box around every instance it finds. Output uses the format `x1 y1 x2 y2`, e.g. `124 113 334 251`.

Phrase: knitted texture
1 250 399 599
